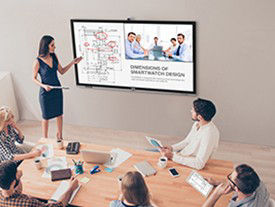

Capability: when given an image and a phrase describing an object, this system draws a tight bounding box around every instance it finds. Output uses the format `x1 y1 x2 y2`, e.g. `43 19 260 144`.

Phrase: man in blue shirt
149 37 160 51
169 33 191 62
125 32 148 59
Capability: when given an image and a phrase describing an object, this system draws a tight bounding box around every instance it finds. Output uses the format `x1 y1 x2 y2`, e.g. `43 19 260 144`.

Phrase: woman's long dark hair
38 35 54 57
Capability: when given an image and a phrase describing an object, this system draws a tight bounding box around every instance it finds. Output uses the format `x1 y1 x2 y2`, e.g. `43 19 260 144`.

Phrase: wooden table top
19 138 233 207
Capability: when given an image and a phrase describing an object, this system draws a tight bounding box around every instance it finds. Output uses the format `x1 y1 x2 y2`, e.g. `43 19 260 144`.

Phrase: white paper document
104 148 132 169
37 144 54 159
50 86 70 90
42 157 68 178
51 181 81 204
145 136 163 148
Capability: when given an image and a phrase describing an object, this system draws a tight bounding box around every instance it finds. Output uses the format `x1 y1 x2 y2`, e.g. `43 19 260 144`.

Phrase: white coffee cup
158 156 168 168
57 139 64 149
34 158 42 170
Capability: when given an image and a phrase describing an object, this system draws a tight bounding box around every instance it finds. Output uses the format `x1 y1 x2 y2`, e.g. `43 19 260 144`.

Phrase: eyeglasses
227 172 239 190
14 179 20 188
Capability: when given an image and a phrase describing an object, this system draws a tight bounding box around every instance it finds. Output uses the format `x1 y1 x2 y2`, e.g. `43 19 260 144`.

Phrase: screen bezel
71 19 196 94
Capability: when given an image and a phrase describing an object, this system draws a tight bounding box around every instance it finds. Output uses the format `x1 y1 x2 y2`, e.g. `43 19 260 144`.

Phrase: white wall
0 72 19 121
0 0 274 146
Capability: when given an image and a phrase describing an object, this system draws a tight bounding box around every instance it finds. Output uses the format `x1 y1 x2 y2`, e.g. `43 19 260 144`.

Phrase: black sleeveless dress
37 53 63 120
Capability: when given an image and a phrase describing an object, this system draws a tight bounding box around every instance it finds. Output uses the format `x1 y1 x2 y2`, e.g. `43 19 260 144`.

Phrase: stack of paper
42 157 67 178
104 148 132 169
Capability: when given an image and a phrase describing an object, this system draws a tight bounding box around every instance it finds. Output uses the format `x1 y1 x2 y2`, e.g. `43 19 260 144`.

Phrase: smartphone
168 168 180 177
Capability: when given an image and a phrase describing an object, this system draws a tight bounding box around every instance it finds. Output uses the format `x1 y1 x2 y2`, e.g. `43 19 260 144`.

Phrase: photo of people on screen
124 24 193 62
166 33 192 62
125 32 148 59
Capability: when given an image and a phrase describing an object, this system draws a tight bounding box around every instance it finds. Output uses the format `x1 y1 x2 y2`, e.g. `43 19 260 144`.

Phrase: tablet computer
186 171 213 197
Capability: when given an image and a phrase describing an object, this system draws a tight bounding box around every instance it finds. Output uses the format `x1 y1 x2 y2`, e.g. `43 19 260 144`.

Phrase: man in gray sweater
202 164 270 207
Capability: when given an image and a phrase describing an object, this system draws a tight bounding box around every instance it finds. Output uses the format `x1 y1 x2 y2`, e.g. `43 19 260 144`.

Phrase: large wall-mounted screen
71 19 196 94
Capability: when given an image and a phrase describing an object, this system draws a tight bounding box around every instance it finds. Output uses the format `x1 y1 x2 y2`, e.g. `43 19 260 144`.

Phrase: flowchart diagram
76 25 123 83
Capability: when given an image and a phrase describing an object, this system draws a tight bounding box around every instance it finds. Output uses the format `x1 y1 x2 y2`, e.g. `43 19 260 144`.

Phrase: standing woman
33 35 82 140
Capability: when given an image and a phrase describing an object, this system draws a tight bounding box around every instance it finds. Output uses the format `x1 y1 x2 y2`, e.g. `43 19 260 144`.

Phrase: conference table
20 138 233 207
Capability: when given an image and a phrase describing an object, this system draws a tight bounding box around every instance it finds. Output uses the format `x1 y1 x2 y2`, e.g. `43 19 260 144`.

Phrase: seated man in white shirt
161 98 219 170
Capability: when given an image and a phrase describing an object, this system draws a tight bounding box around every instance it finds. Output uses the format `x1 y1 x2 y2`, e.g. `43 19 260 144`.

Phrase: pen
72 159 77 165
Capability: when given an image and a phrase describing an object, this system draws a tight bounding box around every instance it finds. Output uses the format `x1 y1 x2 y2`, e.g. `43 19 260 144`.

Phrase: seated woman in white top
0 106 41 164
110 171 156 207
163 38 177 54
161 98 220 170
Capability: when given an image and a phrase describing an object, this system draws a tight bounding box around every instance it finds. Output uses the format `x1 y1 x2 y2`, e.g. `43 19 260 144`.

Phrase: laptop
152 46 163 59
80 150 112 164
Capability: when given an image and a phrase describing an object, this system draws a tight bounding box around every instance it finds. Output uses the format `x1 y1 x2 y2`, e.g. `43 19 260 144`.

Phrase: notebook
51 168 72 181
51 181 81 204
133 161 157 177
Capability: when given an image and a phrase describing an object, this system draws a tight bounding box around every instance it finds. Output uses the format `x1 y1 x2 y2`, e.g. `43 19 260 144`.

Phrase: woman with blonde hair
0 106 41 164
110 171 155 207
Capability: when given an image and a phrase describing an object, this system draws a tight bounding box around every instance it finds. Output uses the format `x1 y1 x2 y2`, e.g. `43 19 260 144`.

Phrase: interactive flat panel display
71 19 196 94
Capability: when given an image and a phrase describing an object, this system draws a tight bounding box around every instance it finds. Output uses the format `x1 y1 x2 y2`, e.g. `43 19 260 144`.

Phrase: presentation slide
71 20 195 93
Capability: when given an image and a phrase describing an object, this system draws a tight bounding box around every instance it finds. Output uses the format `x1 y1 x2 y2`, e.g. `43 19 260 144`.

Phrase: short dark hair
177 33 185 39
193 98 216 121
38 35 54 58
154 37 158 40
128 32 136 37
0 161 17 190
170 38 176 42
235 164 260 194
